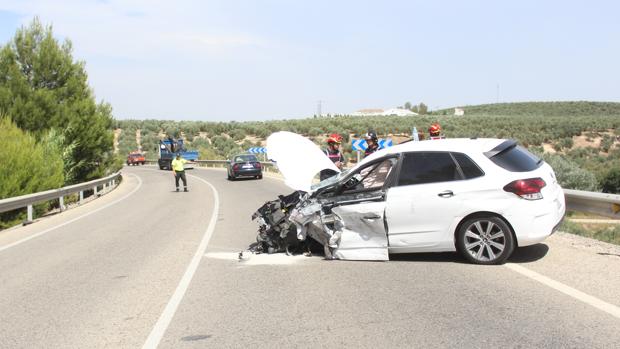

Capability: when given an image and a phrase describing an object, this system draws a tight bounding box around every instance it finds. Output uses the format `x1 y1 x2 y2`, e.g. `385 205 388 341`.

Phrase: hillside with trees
115 101 620 194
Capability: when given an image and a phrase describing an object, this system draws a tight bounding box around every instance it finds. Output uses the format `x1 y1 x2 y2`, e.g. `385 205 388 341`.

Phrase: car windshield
234 155 258 162
311 168 351 191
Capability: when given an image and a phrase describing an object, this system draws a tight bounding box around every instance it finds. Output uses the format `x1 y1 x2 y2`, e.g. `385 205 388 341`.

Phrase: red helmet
428 123 441 136
326 133 342 144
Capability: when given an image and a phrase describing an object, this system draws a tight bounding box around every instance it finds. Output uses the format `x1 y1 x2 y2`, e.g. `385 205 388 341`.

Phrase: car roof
360 138 507 165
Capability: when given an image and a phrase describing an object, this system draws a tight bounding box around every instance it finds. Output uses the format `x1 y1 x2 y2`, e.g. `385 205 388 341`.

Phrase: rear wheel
257 174 263 179
457 216 514 265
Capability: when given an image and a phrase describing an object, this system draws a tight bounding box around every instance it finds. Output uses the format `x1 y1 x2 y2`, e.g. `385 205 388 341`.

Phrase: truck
126 151 146 166
158 138 199 170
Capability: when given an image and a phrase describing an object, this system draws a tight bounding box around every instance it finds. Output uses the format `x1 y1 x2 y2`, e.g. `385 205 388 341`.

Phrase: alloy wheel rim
464 220 506 262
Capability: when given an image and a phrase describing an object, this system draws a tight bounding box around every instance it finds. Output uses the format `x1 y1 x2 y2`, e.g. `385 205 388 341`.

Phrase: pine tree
0 18 115 183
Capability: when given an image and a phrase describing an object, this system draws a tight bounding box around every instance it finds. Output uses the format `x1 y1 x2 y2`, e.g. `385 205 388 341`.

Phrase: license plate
243 164 253 169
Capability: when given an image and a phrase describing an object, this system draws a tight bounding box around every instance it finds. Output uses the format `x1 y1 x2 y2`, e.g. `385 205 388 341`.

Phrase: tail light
254 162 262 169
233 164 240 171
503 178 546 200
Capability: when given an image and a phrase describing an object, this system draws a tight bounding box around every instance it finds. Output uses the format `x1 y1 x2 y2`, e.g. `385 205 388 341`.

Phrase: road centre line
0 174 143 253
505 263 620 319
142 174 220 349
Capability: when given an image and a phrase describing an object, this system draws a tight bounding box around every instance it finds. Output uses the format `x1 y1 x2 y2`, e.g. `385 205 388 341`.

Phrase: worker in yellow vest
172 153 193 192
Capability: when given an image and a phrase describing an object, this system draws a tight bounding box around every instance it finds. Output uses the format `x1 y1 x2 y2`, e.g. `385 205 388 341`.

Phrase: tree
404 101 412 110
0 18 115 184
418 103 428 115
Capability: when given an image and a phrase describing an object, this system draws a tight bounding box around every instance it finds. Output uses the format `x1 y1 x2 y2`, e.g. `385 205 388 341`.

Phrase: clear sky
0 0 618 121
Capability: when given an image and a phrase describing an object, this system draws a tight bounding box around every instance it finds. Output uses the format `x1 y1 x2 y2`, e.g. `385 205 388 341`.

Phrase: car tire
257 174 263 179
456 216 515 265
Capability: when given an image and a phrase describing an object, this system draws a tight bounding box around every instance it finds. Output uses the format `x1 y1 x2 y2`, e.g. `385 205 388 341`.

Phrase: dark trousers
175 171 187 188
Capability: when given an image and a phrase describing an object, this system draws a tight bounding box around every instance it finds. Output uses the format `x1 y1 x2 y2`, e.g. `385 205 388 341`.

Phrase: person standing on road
320 133 346 181
172 153 191 192
364 130 379 156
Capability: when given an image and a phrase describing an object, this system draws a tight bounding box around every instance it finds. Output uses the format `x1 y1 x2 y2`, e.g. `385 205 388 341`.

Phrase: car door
325 156 398 261
385 151 478 252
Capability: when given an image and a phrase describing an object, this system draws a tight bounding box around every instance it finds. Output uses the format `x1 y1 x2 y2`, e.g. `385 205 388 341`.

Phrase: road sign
351 139 367 151
248 147 267 154
378 138 393 149
352 138 393 151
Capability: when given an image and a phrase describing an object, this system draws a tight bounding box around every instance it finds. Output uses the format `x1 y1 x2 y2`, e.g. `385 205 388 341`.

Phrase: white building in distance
351 108 418 117
454 108 465 116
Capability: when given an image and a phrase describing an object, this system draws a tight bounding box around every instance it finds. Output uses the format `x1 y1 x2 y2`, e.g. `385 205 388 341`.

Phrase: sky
0 0 618 121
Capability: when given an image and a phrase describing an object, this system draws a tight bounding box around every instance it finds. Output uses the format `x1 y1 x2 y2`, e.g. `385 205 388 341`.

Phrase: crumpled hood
267 131 340 192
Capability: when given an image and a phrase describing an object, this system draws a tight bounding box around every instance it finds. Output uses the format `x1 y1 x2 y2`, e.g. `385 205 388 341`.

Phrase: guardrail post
26 205 33 224
59 196 65 212
94 185 98 197
79 191 84 204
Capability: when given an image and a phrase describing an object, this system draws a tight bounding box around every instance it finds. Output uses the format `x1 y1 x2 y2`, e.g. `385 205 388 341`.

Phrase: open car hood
266 131 340 192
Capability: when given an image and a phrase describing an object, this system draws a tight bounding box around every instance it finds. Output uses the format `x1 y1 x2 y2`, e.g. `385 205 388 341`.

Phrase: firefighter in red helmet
428 123 445 140
320 133 346 181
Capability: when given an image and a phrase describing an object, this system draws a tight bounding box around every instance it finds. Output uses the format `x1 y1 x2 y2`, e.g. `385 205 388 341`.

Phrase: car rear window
485 140 542 172
235 155 258 162
451 152 484 179
397 152 461 186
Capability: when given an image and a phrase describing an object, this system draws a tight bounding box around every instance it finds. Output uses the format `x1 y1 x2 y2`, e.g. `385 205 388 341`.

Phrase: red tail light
503 178 546 200
233 164 240 171
254 162 262 169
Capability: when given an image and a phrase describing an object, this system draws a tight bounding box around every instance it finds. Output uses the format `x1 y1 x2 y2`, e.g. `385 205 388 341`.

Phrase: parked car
126 152 145 166
228 154 263 180
252 132 565 264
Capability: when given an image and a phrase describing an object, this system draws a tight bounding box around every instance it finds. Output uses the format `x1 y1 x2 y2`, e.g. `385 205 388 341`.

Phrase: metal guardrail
0 172 122 223
564 189 620 219
145 159 277 171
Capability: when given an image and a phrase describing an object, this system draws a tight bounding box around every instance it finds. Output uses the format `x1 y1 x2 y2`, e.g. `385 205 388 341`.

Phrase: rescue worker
172 153 191 192
320 133 345 181
364 130 379 156
428 123 445 140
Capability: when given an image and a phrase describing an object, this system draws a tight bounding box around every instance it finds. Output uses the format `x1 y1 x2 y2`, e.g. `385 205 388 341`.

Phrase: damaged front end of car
248 131 392 261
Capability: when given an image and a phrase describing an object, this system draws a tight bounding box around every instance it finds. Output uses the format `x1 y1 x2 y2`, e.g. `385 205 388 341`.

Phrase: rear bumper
232 169 262 177
508 192 566 246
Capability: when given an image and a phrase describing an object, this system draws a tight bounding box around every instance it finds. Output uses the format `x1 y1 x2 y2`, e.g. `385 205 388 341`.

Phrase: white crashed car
254 132 565 265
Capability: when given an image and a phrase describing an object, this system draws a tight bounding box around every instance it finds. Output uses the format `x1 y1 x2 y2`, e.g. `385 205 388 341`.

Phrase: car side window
451 152 484 179
397 152 462 186
344 158 396 192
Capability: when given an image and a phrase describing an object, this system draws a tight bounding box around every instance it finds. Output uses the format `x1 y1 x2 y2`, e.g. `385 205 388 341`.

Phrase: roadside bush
601 168 620 194
539 153 599 191
0 118 64 228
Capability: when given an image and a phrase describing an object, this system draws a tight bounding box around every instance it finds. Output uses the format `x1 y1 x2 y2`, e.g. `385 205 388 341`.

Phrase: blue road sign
378 138 393 149
248 147 267 154
351 139 367 151
352 138 393 151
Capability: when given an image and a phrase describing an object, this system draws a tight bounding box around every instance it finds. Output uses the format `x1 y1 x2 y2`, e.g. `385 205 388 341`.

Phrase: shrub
0 118 64 228
540 153 599 191
601 168 620 194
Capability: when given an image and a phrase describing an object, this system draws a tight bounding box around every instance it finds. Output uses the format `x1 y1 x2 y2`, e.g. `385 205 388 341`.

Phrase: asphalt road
0 166 619 348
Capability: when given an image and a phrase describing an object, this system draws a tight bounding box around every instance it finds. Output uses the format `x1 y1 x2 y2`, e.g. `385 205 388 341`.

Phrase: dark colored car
227 154 263 180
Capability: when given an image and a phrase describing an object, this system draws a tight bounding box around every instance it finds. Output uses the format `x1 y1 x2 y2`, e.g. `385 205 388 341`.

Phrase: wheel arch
453 211 518 252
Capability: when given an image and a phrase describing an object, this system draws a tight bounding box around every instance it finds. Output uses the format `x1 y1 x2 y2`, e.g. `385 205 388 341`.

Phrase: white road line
505 263 620 319
0 174 143 253
142 174 220 349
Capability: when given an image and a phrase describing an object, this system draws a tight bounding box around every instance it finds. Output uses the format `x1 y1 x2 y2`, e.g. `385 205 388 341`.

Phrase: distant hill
443 101 620 116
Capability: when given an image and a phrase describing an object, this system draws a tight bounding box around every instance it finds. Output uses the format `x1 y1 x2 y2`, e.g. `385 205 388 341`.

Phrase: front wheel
456 216 515 265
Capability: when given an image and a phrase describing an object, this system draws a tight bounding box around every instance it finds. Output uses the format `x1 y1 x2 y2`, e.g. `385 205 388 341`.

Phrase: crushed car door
328 157 398 261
